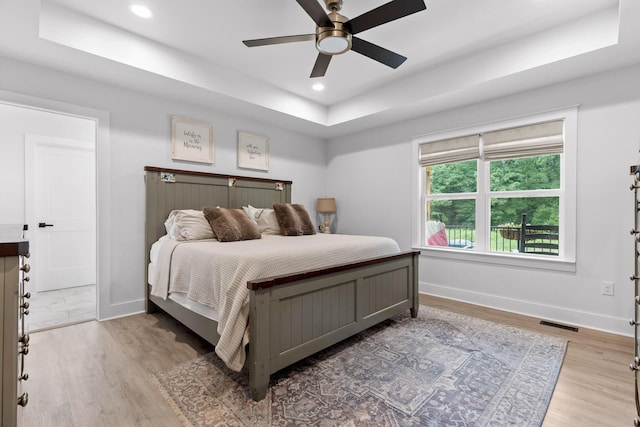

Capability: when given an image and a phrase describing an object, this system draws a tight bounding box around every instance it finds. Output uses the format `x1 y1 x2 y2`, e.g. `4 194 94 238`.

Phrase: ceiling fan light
316 28 352 55
318 36 348 54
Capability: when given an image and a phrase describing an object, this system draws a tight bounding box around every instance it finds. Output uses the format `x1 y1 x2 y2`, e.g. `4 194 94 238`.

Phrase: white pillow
164 210 179 235
242 205 281 235
166 209 216 241
242 205 259 224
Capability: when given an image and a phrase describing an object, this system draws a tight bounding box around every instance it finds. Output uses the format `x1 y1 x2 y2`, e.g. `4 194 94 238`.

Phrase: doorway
1 94 107 328
23 127 97 331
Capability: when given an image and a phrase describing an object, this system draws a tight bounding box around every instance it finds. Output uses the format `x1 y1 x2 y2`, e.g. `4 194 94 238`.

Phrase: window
413 108 577 268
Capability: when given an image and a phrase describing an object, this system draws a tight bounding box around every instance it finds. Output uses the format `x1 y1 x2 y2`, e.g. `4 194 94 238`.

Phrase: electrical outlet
601 281 614 296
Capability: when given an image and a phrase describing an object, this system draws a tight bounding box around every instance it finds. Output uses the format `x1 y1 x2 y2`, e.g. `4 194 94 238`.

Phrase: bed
144 166 420 401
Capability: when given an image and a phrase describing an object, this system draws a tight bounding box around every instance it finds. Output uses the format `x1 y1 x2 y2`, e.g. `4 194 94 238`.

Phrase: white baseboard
421 281 631 337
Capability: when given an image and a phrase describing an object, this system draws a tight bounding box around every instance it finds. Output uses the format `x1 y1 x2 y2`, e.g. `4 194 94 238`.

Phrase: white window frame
411 107 578 272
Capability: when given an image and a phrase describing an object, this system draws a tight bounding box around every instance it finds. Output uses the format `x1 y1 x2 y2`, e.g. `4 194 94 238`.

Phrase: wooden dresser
0 232 30 427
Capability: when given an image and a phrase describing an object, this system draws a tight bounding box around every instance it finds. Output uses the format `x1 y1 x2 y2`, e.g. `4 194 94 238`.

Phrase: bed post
410 251 420 318
248 290 270 400
144 170 159 314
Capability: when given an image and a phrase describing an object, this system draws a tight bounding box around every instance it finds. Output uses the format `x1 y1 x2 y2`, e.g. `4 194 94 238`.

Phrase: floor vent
540 320 579 332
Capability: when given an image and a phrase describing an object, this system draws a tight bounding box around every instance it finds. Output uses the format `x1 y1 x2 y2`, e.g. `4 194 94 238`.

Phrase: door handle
38 223 54 228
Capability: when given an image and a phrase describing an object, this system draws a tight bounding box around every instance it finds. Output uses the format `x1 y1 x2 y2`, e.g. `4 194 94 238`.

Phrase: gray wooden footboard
247 250 420 401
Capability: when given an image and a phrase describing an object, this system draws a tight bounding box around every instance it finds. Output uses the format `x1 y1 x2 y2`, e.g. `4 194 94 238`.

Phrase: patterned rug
151 306 566 426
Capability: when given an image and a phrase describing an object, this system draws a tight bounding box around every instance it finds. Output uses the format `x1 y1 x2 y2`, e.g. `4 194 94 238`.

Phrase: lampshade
316 198 336 213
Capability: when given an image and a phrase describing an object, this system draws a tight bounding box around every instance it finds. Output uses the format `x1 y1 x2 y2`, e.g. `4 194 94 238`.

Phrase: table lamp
316 198 336 234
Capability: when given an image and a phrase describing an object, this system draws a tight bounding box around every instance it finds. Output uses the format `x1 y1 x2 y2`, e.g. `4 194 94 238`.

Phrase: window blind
483 120 564 160
419 134 480 166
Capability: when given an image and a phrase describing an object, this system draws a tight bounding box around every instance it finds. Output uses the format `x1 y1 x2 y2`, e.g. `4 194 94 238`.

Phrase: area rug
151 306 566 426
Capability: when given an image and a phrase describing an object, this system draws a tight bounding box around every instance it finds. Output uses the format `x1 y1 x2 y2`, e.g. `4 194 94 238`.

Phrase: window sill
412 245 576 273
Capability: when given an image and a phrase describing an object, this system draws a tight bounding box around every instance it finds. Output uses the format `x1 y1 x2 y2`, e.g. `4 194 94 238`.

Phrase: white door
25 135 96 292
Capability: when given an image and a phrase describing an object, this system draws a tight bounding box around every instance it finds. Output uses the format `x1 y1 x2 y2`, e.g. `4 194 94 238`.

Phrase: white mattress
148 233 401 371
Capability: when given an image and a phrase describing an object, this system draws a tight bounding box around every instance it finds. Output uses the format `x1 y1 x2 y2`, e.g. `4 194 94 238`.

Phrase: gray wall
326 63 640 336
3 54 639 336
0 58 327 320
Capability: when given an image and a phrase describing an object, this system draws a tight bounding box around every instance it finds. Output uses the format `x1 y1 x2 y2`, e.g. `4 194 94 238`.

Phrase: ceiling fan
242 0 427 78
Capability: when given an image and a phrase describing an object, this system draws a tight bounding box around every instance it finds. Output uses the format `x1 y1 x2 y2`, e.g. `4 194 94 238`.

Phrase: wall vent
540 320 579 332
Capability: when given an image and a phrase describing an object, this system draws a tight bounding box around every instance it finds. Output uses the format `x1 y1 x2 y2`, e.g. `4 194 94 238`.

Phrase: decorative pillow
203 207 261 242
167 209 216 241
272 203 316 236
242 205 281 235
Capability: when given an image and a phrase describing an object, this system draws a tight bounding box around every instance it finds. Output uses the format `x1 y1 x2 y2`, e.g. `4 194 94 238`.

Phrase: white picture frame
237 130 270 171
171 116 214 164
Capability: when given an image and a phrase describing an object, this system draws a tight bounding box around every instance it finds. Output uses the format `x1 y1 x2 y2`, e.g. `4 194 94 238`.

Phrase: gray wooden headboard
144 166 292 279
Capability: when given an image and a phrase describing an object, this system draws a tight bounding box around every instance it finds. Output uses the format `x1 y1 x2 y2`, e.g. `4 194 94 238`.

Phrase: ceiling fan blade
344 0 426 35
310 53 332 78
243 34 315 47
296 0 333 28
351 37 407 69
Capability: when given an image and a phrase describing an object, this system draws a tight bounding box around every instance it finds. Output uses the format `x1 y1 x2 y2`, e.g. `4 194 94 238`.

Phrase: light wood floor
18 296 636 427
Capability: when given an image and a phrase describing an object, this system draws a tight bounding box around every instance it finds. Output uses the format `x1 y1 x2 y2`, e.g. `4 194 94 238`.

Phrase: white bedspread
149 233 400 371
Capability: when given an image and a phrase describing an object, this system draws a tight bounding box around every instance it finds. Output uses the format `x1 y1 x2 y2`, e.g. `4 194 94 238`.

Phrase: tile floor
26 284 96 332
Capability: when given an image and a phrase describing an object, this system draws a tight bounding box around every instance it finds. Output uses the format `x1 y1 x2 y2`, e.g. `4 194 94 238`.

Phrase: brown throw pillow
272 203 316 236
203 207 261 242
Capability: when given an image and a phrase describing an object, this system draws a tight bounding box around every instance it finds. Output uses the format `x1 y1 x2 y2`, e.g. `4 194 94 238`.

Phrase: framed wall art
171 116 214 164
237 130 270 171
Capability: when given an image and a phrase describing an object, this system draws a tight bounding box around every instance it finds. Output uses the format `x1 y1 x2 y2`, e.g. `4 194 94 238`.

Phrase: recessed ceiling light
312 83 325 91
130 4 152 18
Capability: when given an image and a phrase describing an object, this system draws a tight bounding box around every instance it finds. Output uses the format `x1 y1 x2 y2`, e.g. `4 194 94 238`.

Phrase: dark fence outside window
442 225 556 254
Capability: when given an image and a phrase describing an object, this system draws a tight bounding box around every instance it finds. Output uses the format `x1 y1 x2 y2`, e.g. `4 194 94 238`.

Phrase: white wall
0 58 327 320
327 63 640 336
3 55 638 336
